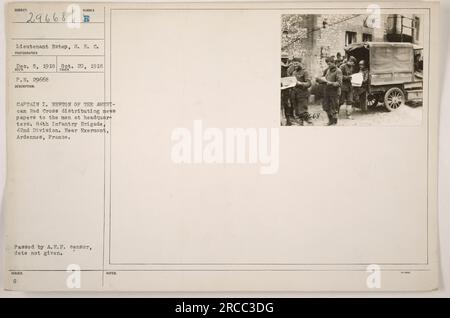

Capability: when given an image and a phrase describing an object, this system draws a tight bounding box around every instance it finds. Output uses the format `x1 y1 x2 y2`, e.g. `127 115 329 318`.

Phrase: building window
345 31 357 46
363 33 373 42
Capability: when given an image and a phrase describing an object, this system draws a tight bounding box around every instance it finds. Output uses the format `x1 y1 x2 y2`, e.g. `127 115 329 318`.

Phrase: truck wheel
384 87 405 111
367 94 379 108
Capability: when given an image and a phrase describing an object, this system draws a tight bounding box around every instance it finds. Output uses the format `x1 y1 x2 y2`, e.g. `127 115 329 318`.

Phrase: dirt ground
281 102 423 126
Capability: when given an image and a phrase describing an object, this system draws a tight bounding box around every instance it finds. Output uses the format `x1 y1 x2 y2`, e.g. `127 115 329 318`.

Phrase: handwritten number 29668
26 12 66 23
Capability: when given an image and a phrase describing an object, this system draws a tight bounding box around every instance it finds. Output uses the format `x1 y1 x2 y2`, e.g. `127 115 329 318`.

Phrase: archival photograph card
3 1 440 291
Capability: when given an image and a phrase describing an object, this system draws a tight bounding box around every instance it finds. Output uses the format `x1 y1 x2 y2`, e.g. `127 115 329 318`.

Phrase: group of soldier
281 52 369 126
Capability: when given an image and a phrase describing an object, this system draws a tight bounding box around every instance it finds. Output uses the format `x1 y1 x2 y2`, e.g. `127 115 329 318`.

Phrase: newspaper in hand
351 72 364 87
281 76 297 89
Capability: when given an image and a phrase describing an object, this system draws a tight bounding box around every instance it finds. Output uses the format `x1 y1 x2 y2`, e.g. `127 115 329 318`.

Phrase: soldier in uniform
281 52 294 126
316 56 343 126
287 57 312 125
355 60 370 112
335 52 344 68
339 56 357 119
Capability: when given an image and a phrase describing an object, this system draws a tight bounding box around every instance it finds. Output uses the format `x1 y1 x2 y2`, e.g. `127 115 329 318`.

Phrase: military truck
344 42 423 111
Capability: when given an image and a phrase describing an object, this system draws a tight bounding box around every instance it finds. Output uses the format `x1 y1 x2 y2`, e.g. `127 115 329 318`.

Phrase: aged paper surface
4 1 440 291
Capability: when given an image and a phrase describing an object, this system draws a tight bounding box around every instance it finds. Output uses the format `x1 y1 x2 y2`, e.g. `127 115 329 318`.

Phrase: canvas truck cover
345 42 415 85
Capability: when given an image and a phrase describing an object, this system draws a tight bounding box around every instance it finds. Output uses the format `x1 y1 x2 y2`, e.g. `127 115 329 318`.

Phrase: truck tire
384 87 405 111
367 94 379 109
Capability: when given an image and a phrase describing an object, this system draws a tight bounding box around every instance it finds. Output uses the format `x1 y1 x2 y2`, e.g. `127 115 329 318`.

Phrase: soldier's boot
327 113 338 126
284 109 292 126
285 115 294 126
326 112 334 126
346 103 354 120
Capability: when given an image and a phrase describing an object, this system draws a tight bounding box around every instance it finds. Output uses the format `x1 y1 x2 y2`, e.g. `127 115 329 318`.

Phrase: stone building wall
282 14 389 77
282 14 423 87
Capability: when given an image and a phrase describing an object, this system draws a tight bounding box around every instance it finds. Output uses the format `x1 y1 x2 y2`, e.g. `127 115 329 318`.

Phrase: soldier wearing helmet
316 56 343 126
281 52 294 125
339 55 357 119
287 56 312 125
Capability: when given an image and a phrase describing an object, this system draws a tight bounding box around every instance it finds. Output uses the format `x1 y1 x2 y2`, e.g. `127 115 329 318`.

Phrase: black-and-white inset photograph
281 14 424 126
